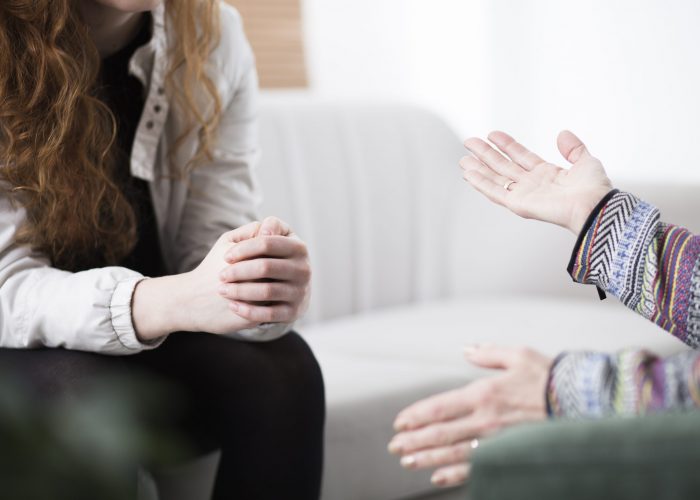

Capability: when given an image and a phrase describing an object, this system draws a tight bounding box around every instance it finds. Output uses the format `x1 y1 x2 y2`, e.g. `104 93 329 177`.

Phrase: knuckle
433 428 448 445
430 404 445 421
289 304 302 319
259 284 275 301
258 239 272 254
451 446 466 461
471 419 489 436
400 437 415 452
258 261 272 276
298 241 309 255
475 386 493 406
279 305 294 321
515 347 534 364
236 303 250 317
257 308 275 323
478 416 502 435
300 262 312 281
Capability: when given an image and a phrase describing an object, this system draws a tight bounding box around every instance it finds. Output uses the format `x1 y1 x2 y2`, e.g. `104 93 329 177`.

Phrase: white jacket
0 3 289 355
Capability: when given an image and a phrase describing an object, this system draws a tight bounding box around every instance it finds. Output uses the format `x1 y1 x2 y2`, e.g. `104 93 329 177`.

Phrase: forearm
0 264 162 354
569 191 700 346
132 271 255 341
547 349 700 418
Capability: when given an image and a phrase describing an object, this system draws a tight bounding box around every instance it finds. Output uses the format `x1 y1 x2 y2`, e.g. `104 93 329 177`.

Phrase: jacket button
154 105 162 113
146 121 154 130
157 87 165 95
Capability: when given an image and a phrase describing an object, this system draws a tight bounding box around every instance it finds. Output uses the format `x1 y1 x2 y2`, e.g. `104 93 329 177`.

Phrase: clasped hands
216 217 311 326
133 216 310 340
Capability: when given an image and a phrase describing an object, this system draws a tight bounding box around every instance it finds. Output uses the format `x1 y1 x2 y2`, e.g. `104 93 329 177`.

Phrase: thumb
463 345 518 370
225 221 262 243
259 216 292 237
557 130 592 164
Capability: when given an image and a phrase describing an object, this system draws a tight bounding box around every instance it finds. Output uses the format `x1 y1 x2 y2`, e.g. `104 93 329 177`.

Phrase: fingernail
400 455 416 468
218 285 228 295
388 440 402 455
394 419 409 432
431 472 447 486
261 229 271 236
229 302 240 312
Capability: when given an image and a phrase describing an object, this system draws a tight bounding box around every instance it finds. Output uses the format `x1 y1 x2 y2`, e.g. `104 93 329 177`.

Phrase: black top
99 15 167 278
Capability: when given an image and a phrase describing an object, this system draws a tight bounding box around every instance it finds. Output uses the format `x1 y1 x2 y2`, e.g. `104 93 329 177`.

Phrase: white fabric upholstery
257 94 468 324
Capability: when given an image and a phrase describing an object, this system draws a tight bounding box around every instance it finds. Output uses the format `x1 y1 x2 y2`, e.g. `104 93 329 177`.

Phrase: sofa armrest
470 411 700 500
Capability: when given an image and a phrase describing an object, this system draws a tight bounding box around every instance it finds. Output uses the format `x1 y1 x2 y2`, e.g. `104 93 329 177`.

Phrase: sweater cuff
546 351 615 418
569 191 659 304
110 276 166 351
567 189 619 298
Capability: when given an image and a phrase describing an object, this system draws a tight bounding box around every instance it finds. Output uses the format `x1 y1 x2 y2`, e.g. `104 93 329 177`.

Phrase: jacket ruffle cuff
110 276 166 351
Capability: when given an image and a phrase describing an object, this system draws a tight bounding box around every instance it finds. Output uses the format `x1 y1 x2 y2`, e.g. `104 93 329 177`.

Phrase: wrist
567 187 614 235
132 274 190 341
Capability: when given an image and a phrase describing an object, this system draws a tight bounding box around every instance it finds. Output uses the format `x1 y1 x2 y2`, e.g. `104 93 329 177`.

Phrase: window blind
224 0 308 88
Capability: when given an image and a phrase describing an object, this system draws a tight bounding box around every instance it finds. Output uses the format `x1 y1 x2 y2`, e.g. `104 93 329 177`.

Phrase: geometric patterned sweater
546 190 700 418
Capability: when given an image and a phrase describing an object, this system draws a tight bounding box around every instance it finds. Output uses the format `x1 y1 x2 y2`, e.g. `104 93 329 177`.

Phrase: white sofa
145 95 699 500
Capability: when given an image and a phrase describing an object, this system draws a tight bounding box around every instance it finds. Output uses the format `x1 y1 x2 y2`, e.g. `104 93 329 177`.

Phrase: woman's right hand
460 130 614 234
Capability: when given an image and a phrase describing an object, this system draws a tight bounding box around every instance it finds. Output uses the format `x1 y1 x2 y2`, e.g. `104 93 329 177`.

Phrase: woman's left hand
218 217 311 325
389 346 552 488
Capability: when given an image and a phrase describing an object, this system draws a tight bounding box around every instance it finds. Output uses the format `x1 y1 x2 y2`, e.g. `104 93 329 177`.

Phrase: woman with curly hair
0 1 324 498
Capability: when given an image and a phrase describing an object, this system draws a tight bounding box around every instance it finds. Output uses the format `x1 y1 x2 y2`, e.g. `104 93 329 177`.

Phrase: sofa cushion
301 294 689 500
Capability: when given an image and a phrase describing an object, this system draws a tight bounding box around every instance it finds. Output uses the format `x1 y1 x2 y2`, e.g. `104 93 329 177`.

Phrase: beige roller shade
225 0 308 88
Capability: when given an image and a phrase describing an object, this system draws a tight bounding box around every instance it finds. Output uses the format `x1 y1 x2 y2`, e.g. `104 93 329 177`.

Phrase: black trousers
0 332 325 500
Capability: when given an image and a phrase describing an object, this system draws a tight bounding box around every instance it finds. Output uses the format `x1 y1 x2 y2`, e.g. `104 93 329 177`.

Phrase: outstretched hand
460 131 613 234
389 346 551 488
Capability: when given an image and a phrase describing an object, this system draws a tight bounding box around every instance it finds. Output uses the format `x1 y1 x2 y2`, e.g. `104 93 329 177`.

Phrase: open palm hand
460 131 613 234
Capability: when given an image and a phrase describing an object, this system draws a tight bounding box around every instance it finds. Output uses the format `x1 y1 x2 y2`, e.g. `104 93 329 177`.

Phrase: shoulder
211 2 257 96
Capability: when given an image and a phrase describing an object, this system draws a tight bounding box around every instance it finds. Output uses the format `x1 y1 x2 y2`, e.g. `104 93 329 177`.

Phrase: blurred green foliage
0 371 190 500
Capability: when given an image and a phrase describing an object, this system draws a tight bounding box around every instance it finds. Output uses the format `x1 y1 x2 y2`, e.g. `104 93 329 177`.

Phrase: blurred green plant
0 371 191 500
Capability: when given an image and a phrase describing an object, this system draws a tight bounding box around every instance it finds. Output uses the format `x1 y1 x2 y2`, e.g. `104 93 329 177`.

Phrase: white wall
302 0 700 183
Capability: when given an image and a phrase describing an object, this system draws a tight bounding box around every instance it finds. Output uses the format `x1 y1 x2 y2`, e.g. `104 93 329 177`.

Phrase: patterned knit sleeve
546 190 700 418
546 349 700 417
568 190 700 347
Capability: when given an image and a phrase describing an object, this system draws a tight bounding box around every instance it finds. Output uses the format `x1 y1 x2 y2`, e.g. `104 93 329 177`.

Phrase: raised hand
460 131 613 234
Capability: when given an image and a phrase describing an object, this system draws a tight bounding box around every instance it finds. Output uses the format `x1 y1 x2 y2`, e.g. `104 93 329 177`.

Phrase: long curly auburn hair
0 0 222 271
